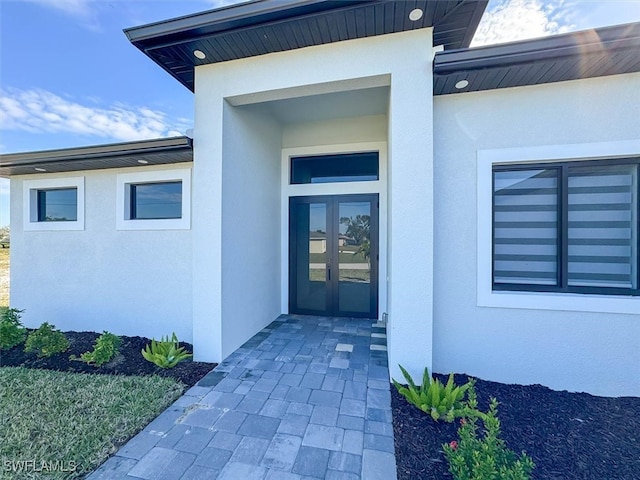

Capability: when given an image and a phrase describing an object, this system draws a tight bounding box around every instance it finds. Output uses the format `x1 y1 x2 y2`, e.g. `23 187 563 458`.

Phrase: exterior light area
409 9 423 21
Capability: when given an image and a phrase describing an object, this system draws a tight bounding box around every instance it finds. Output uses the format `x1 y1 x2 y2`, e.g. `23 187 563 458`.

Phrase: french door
289 194 379 318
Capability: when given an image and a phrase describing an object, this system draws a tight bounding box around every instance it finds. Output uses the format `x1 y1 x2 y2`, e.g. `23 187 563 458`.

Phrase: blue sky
2 0 640 227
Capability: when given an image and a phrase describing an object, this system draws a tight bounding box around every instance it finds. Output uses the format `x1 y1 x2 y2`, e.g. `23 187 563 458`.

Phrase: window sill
478 288 640 315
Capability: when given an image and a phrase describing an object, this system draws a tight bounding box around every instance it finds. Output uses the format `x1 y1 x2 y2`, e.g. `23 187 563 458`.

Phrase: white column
192 81 224 362
387 44 435 382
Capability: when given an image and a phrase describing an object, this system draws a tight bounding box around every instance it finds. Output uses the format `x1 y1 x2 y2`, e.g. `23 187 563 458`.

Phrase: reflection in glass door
289 195 378 318
291 201 328 313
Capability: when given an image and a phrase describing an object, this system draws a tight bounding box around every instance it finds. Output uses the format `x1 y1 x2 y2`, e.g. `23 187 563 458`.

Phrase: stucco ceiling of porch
242 85 389 124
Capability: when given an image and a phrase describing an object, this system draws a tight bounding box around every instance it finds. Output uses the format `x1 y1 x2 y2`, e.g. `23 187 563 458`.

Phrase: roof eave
435 22 640 74
433 22 640 95
125 0 488 92
0 136 193 177
124 0 358 46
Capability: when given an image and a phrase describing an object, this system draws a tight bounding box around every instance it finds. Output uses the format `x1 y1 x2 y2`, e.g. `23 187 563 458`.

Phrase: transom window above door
290 152 379 184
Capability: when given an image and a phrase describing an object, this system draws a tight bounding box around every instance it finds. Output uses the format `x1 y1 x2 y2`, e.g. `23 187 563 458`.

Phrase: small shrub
141 332 192 368
24 322 69 358
0 307 26 350
393 365 474 422
72 331 121 367
443 387 535 480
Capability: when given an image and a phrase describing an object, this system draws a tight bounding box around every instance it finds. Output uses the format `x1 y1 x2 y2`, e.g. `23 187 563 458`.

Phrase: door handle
327 264 331 281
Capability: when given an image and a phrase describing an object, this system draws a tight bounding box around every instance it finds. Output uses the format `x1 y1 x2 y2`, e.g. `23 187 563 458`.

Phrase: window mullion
130 185 137 220
560 165 569 290
37 190 45 222
636 164 640 291
491 170 496 288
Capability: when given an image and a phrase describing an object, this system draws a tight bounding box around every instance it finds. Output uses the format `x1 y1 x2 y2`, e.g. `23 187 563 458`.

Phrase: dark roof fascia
0 136 193 177
434 22 640 94
124 0 361 47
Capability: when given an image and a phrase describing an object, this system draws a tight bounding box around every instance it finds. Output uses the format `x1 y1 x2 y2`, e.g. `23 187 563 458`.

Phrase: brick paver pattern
88 315 397 480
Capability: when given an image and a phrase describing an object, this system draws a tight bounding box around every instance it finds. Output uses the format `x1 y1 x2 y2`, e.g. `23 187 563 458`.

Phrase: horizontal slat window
493 160 639 296
493 169 558 285
567 165 637 289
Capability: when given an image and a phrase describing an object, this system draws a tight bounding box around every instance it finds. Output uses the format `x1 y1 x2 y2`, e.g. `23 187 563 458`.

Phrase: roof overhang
125 0 488 92
434 22 640 95
0 136 193 177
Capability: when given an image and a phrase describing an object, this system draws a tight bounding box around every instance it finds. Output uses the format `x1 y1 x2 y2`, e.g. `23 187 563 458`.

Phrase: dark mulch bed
0 330 216 388
392 373 640 480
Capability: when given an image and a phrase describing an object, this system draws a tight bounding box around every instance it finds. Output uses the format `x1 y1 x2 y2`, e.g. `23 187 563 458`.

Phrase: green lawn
0 248 8 307
0 367 183 479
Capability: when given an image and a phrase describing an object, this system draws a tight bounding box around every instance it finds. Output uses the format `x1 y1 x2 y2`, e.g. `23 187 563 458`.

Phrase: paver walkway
89 315 397 480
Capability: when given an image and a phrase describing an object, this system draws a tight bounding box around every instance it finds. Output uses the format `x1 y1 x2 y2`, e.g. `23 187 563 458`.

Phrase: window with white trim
116 168 191 230
23 177 85 231
493 159 638 296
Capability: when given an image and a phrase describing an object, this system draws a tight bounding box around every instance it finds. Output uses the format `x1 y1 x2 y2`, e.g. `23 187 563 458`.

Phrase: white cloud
21 0 103 30
0 88 191 142
472 0 574 47
204 0 244 7
24 0 92 17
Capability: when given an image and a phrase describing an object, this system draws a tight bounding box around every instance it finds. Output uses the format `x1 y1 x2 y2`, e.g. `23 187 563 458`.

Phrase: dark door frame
289 194 379 318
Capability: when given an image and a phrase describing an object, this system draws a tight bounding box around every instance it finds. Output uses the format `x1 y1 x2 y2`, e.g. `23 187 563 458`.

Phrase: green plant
24 322 69 358
443 387 535 480
0 307 26 350
141 332 192 368
72 331 121 367
392 365 474 422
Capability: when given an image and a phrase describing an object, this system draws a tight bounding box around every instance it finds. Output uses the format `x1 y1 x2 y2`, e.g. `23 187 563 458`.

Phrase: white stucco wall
433 73 640 397
220 103 283 358
10 165 193 341
282 115 387 148
194 28 436 372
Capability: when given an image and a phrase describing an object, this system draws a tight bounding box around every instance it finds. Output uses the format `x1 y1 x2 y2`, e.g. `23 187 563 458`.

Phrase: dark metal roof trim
125 0 361 45
434 22 640 95
125 0 488 92
0 136 193 177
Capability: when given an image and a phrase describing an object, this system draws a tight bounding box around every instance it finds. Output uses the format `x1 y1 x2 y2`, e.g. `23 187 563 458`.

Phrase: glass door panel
337 201 373 315
290 201 328 314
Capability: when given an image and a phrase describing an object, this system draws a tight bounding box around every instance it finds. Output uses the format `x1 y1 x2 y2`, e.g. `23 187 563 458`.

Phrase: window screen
567 164 637 289
493 168 559 285
493 160 639 295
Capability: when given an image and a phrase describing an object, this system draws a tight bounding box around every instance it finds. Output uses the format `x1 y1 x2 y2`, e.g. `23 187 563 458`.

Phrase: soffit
125 0 488 92
248 86 389 124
